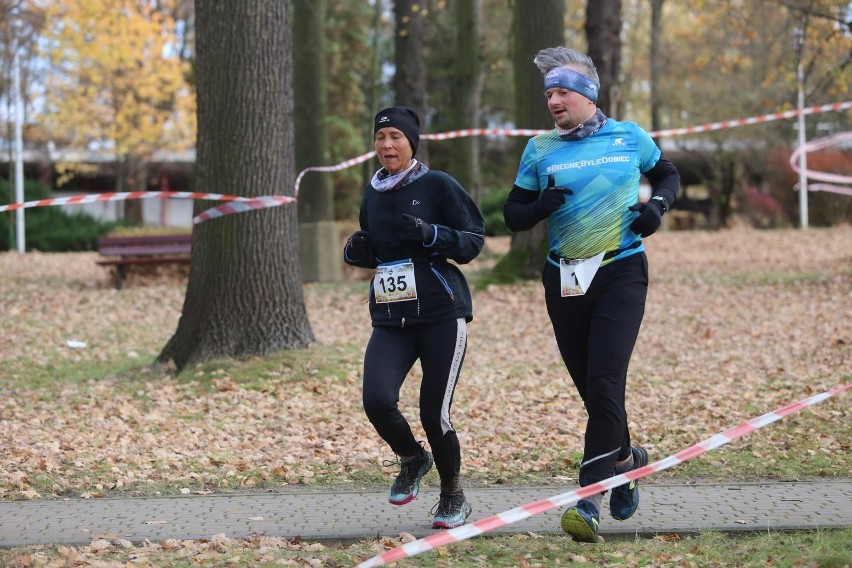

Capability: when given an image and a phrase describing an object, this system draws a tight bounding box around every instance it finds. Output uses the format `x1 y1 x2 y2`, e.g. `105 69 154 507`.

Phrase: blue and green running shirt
513 118 661 266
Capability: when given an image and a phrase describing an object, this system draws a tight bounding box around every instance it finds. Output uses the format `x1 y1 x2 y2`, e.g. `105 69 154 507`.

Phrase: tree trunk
392 0 429 163
293 0 341 282
116 152 145 224
447 0 484 200
499 0 565 280
158 0 314 372
650 0 664 142
586 0 622 117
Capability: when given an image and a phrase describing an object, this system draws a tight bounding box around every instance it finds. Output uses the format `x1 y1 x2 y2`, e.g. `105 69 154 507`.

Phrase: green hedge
0 180 120 252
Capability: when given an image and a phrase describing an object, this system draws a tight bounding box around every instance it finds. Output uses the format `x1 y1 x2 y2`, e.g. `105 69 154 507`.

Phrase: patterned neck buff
556 109 608 141
371 160 428 192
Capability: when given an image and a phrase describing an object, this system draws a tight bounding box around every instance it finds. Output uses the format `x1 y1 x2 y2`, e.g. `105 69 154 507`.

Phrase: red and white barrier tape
647 101 852 138
192 195 297 224
195 100 852 222
2 101 849 223
789 131 852 186
0 190 253 215
356 383 851 568
190 150 376 224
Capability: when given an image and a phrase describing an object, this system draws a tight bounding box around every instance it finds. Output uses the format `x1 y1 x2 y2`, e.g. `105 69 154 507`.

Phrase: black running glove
345 230 371 261
534 174 573 220
401 214 435 244
628 199 664 237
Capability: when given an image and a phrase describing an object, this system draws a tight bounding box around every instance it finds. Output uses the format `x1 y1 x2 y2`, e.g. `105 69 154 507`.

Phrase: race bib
559 251 605 297
373 260 418 303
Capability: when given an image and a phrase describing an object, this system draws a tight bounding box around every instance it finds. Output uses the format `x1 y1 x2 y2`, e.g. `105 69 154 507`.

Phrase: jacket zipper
430 264 455 301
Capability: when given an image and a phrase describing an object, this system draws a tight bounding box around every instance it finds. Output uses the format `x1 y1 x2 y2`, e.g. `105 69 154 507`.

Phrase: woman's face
374 127 414 174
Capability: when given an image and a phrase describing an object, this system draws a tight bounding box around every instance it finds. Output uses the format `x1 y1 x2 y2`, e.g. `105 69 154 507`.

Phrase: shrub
478 189 510 236
0 180 120 252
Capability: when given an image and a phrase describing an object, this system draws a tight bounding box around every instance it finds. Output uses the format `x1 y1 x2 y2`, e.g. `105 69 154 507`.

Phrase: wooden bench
97 234 192 290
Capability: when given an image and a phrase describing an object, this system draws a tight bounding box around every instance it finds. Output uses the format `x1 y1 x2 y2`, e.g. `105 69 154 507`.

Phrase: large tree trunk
499 0 565 280
392 0 429 163
158 0 314 372
586 0 623 117
447 0 484 200
293 0 341 283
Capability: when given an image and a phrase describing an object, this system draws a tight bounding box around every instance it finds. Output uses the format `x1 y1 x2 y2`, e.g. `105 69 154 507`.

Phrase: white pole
797 61 808 229
12 15 25 252
795 30 808 229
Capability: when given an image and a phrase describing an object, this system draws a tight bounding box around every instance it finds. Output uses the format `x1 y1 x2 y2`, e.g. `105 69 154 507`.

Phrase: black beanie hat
373 107 420 156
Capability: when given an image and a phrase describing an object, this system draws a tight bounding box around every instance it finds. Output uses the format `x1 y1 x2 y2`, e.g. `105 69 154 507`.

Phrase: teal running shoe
431 491 472 528
388 450 433 505
610 446 649 521
561 498 600 542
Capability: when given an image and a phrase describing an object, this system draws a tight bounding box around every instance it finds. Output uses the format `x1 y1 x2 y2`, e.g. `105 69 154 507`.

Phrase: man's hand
628 200 664 237
534 174 573 220
401 214 435 244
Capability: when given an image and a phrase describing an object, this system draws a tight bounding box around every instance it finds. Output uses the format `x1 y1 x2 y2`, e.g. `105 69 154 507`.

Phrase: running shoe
431 491 472 528
609 446 649 521
387 450 434 505
560 498 600 542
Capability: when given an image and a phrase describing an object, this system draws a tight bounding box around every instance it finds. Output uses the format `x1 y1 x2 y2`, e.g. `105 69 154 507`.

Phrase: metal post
12 15 25 251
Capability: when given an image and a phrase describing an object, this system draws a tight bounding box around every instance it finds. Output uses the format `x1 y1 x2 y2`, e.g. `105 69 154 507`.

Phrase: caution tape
647 100 852 138
0 190 254 215
356 383 851 568
2 101 849 223
194 100 852 222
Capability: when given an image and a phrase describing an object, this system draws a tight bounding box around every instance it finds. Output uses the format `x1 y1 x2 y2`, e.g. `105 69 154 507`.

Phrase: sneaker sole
432 503 472 529
388 494 417 506
432 520 464 529
560 509 598 542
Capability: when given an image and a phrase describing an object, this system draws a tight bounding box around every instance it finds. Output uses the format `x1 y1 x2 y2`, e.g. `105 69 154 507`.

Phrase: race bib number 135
374 260 418 303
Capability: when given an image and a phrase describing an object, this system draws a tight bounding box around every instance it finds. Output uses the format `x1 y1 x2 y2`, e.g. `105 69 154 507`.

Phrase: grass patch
2 528 849 567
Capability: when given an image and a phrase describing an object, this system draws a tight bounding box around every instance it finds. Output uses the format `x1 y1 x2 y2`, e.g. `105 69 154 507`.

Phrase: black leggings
542 252 648 487
362 318 467 492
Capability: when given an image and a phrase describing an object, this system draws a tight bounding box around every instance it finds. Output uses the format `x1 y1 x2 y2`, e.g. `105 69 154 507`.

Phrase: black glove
628 200 664 237
401 214 435 244
534 174 573 220
345 230 371 261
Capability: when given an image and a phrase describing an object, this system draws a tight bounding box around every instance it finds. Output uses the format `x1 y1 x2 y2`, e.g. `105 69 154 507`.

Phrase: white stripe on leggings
440 318 467 434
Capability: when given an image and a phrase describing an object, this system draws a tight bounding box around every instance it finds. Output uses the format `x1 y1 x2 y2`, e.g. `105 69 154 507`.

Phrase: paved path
1 481 850 548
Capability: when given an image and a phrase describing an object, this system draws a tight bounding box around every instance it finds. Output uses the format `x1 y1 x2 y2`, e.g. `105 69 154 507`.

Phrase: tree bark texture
504 0 565 280
158 0 315 371
392 0 429 163
447 0 484 200
586 0 623 117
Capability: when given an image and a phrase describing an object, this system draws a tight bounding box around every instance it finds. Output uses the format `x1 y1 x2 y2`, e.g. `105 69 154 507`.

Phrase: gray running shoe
431 491 472 528
387 450 433 505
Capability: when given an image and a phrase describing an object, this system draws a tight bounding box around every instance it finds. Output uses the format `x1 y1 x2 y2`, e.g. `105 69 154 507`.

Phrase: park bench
97 233 192 290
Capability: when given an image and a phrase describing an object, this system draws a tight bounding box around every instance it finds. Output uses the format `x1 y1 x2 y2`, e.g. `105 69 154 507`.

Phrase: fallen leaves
0 226 850 500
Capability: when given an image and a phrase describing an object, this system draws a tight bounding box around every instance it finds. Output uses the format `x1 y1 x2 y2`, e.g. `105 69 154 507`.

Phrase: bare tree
392 0 429 163
293 0 341 282
158 0 314 372
446 0 485 201
498 0 565 280
586 0 623 117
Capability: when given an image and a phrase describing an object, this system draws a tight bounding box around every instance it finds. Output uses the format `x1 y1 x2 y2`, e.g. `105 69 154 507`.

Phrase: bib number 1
559 251 605 297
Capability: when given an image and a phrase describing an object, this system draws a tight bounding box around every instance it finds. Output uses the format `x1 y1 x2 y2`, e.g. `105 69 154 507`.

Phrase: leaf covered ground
0 226 850 501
